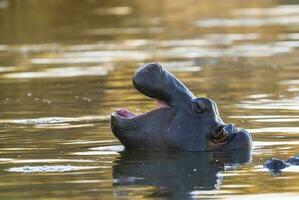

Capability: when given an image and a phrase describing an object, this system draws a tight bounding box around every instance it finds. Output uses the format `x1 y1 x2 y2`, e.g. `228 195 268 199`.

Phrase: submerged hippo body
111 63 252 151
113 150 251 199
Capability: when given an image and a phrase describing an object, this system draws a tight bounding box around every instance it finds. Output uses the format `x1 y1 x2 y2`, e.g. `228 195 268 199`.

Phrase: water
0 0 299 199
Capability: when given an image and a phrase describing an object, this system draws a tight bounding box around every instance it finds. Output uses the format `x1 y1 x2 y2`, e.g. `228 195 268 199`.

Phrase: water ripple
84 27 163 35
248 127 299 133
7 165 99 173
237 99 299 110
93 6 132 15
233 5 299 16
2 66 113 79
72 145 124 155
5 159 95 164
230 115 299 123
196 16 299 27
228 193 299 200
0 115 109 125
254 141 299 147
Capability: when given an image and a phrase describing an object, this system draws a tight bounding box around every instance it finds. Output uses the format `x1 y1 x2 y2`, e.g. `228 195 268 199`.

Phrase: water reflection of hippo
111 63 252 151
113 150 251 199
264 156 299 176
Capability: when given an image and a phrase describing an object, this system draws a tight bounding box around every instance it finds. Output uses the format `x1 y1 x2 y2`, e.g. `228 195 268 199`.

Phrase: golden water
0 0 299 199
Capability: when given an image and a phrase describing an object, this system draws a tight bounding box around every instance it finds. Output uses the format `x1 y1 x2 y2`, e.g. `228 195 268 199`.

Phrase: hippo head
111 63 252 151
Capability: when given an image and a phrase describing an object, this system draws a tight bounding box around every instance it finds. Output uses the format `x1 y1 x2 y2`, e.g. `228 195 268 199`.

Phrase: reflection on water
1 0 299 199
113 150 251 199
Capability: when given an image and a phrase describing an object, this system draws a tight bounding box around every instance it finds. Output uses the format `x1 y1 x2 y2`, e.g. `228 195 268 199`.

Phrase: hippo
111 63 252 151
264 156 299 176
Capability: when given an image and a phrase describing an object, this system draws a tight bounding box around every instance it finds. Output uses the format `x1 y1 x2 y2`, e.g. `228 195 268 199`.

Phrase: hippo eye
193 101 206 114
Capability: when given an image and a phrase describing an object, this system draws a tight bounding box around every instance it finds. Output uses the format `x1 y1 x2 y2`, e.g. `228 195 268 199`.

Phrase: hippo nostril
212 124 236 143
212 125 226 141
213 125 224 138
223 124 238 134
222 129 230 137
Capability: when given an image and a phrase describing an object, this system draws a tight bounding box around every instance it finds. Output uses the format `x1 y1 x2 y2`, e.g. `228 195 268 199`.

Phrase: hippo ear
133 63 195 106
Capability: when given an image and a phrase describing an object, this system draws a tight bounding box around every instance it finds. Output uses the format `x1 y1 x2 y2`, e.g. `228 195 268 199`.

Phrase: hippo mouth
112 99 171 120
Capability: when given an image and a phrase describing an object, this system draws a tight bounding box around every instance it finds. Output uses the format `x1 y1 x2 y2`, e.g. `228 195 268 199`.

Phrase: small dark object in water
263 158 289 176
264 156 299 176
286 156 299 165
111 63 252 151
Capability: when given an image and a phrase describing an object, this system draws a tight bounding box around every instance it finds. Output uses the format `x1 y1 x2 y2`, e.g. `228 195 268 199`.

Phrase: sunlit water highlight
1 0 299 200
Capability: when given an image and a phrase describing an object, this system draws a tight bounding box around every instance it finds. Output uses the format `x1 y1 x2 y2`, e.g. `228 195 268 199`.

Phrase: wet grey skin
111 63 252 151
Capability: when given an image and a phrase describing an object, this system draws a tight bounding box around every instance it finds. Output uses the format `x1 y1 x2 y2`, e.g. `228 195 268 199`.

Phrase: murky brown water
1 0 299 199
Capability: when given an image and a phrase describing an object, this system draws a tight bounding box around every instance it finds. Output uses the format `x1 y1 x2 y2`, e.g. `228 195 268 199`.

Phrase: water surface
1 0 299 199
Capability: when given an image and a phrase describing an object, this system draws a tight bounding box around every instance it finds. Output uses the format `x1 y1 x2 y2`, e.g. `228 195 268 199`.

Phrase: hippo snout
222 128 252 150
